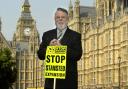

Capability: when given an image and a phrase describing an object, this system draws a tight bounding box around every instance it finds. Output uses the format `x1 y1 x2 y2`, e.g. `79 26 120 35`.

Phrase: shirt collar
57 27 67 34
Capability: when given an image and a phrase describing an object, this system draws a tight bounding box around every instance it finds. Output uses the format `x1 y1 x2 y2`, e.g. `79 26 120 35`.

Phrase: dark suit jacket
37 27 82 89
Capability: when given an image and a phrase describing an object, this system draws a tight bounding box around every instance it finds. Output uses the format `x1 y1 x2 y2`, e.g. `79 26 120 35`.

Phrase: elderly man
37 7 82 89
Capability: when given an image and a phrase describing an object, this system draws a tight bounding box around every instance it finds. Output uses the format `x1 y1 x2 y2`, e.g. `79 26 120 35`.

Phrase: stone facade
68 0 128 89
12 0 44 89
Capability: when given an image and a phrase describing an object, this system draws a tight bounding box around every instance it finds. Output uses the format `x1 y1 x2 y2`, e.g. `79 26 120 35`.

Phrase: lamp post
118 56 121 89
41 64 43 87
10 66 14 89
36 58 37 89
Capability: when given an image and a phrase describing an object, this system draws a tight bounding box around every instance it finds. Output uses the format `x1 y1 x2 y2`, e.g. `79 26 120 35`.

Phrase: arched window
109 1 112 15
124 0 128 9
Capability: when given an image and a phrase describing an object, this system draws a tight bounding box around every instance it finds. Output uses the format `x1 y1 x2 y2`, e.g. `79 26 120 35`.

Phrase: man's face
55 11 69 31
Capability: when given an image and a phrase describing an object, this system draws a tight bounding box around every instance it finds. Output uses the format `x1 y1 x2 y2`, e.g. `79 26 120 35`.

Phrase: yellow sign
44 46 67 79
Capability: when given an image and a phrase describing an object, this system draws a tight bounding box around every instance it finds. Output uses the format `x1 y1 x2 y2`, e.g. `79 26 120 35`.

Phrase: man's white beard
56 23 67 31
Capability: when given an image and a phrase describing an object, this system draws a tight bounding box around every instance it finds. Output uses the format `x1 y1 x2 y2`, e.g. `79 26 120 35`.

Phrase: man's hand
49 39 61 46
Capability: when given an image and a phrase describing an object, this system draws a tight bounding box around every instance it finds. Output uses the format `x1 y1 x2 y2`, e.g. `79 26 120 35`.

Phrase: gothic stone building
1 0 128 89
12 0 44 89
69 0 128 89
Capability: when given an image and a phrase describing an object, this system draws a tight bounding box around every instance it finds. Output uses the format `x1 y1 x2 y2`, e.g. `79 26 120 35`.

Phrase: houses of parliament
0 0 128 89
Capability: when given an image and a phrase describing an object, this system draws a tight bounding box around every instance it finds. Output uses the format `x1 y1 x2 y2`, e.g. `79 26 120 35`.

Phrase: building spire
75 0 80 9
75 0 80 6
21 0 32 19
24 0 30 6
68 0 73 20
22 0 30 13
74 0 80 18
69 0 73 8
75 0 80 3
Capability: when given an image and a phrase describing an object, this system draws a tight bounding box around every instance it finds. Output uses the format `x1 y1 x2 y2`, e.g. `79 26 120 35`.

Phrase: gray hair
56 8 68 15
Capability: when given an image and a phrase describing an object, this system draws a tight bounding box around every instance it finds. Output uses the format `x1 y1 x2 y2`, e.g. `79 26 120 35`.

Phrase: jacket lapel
52 29 57 39
60 28 71 45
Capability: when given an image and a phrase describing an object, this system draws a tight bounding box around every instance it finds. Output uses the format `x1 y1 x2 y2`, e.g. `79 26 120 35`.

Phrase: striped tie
57 31 62 40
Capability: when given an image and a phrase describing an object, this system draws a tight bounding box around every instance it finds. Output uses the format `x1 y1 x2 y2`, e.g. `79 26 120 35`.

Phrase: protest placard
44 46 67 79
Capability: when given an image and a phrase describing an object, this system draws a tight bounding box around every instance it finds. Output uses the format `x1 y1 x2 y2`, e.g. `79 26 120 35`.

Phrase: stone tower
74 0 80 33
12 0 43 89
96 0 115 24
68 0 80 33
68 0 73 21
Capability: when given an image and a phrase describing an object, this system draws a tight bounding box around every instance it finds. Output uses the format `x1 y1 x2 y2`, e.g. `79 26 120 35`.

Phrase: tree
0 48 17 89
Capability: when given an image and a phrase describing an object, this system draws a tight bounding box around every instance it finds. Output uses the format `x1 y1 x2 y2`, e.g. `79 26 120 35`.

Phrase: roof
0 32 11 49
80 6 96 18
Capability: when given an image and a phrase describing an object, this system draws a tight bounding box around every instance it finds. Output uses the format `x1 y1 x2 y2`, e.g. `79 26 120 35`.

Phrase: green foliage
0 48 17 89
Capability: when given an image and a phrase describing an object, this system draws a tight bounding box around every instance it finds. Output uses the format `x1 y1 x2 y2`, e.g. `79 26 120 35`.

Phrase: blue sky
0 0 94 40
